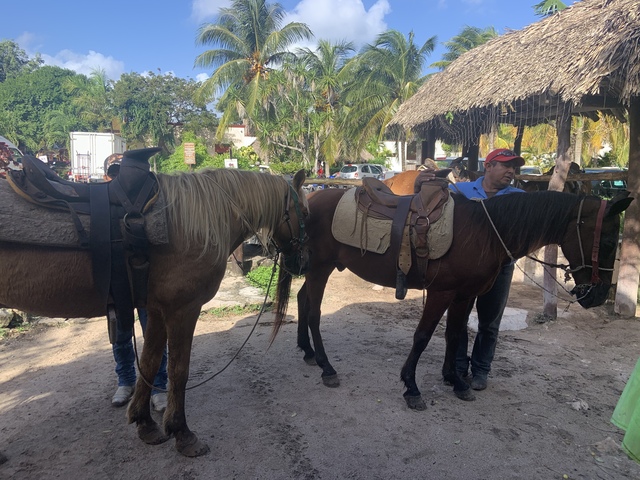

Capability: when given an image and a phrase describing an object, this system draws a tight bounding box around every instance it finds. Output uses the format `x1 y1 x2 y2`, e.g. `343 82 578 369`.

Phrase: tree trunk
573 117 584 166
544 108 572 319
614 97 640 317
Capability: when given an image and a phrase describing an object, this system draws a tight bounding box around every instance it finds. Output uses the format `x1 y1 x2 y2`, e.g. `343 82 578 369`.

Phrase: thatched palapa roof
390 0 640 144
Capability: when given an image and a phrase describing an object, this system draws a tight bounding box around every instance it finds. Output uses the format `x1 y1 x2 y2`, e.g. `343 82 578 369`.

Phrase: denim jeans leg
112 324 136 387
470 264 515 378
138 308 169 394
454 298 477 375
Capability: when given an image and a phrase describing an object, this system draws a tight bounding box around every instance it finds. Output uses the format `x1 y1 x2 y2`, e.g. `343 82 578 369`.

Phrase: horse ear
292 169 306 190
606 193 634 217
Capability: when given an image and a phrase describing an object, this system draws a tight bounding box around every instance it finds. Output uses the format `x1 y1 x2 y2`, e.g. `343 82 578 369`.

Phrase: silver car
338 163 383 179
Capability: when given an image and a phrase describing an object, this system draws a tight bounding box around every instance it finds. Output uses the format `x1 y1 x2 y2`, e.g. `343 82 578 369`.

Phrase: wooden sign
184 143 196 165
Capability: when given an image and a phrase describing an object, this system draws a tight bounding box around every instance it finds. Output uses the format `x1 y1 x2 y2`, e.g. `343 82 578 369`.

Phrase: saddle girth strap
390 196 412 300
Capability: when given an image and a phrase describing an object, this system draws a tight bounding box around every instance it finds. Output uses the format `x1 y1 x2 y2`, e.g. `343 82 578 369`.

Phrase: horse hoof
322 374 340 388
137 422 171 445
454 388 476 402
176 435 210 457
404 395 427 411
303 355 317 366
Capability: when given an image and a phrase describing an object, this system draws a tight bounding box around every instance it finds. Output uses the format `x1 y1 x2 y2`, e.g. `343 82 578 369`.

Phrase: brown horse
286 187 631 410
0 168 309 456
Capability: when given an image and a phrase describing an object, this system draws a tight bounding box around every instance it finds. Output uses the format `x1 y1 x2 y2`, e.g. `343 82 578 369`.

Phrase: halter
280 184 307 251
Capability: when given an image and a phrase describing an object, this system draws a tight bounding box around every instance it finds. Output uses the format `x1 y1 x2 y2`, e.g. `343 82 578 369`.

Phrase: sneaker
151 392 168 413
470 375 487 391
112 385 134 407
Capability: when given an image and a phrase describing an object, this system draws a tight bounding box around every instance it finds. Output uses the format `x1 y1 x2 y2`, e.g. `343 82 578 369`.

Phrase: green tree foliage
111 72 215 151
0 66 79 152
194 0 313 139
0 40 43 83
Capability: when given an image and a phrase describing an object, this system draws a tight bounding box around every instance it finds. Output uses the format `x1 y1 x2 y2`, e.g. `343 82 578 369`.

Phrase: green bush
246 264 279 300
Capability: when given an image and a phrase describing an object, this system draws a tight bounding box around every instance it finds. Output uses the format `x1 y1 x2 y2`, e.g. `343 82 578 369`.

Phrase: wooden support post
543 105 572 319
615 97 640 317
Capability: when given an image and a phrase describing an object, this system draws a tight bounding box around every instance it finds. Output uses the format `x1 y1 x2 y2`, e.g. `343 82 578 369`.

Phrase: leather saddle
7 147 162 343
10 148 160 215
355 169 451 299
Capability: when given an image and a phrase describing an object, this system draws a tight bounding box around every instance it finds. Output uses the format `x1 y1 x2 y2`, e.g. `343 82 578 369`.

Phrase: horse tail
269 258 292 345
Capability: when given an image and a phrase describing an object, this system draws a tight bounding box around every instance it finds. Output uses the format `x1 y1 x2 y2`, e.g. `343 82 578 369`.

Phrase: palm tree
345 30 436 162
194 0 313 139
295 39 355 168
430 25 497 71
533 0 568 17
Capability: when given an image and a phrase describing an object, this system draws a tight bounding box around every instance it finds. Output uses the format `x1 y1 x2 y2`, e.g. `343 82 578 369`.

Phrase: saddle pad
331 187 455 259
0 179 169 248
332 188 392 254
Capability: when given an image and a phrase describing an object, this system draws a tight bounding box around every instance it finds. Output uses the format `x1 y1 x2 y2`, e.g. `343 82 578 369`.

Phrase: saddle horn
117 147 162 194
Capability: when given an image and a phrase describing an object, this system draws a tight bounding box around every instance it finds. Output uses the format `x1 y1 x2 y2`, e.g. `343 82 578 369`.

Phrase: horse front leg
400 292 454 411
297 281 315 364
127 307 170 445
302 266 338 387
162 303 209 457
442 298 475 401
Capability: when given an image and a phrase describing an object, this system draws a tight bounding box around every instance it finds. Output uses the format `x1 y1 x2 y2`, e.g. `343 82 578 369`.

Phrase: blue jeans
456 263 515 378
112 308 168 394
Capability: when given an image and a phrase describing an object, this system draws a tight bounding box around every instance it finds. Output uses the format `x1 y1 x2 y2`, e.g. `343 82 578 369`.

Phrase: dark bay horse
0 168 309 456
284 187 631 410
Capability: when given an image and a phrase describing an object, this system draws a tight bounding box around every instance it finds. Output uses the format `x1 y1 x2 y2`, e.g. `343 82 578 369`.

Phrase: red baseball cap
486 148 525 167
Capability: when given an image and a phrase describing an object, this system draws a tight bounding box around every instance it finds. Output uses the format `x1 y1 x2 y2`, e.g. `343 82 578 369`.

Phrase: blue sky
4 0 577 82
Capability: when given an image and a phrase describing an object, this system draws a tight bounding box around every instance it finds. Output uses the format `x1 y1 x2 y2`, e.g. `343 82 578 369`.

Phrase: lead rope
132 256 280 392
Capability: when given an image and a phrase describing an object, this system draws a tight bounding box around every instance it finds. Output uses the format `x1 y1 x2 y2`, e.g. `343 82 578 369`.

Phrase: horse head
561 192 633 308
275 169 310 276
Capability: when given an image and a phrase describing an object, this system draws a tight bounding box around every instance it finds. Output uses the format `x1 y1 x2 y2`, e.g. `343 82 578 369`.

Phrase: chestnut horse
0 168 309 456
286 187 631 410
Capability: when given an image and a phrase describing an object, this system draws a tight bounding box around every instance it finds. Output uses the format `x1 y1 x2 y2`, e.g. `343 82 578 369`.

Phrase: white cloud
286 0 390 48
15 31 125 80
40 50 125 80
196 72 210 82
191 0 230 23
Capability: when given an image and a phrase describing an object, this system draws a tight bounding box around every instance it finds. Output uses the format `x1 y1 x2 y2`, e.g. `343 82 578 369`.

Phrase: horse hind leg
401 292 454 411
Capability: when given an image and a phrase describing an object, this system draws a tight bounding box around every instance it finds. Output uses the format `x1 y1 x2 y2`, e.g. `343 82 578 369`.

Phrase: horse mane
157 169 289 264
455 191 582 259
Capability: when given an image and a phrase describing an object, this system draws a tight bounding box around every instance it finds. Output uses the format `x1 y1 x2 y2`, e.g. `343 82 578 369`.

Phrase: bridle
276 183 308 275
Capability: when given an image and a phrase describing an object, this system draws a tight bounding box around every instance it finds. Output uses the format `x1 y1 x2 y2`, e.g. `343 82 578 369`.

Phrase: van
0 135 24 162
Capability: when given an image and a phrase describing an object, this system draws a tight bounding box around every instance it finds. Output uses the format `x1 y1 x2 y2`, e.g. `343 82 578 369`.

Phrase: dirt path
1 270 640 479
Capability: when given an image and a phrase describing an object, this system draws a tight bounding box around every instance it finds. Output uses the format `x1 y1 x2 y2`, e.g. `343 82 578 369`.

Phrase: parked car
519 166 542 175
584 167 628 197
0 135 24 163
338 163 383 180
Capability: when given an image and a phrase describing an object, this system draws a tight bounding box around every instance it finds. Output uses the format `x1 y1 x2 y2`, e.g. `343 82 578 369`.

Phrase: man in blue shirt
448 148 525 391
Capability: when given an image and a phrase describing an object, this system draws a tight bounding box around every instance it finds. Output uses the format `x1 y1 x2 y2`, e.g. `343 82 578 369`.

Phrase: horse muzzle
571 282 611 308
282 248 310 276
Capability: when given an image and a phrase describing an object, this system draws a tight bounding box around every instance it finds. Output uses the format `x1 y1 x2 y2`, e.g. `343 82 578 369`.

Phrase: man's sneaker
151 392 168 413
112 385 134 407
470 375 488 391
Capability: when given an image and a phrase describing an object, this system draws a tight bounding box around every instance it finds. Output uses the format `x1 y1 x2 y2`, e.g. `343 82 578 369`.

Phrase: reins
478 196 610 306
132 257 280 392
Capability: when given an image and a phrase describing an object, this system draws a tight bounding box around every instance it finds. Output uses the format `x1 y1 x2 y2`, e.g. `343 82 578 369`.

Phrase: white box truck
69 132 126 182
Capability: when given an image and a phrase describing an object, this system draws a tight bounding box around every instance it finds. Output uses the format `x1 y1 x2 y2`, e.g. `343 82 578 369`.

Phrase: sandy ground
1 268 640 480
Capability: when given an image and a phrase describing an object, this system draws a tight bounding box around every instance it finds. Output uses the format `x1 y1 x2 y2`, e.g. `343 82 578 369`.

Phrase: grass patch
246 264 279 300
202 304 267 317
